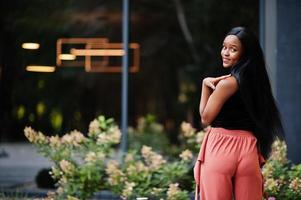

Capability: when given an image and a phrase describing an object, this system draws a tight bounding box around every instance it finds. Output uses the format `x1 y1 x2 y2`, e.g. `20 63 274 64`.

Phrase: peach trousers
194 127 265 200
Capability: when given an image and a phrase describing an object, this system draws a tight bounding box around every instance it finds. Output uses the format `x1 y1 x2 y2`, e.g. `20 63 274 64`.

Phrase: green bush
24 116 120 200
262 140 301 199
24 115 191 200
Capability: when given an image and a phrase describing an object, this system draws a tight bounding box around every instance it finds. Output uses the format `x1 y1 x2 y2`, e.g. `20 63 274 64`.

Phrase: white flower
106 160 125 185
269 139 288 164
84 151 104 163
126 161 149 176
97 133 109 144
24 127 47 144
49 135 60 147
124 153 134 163
195 131 205 144
61 130 85 146
264 178 280 193
179 149 193 161
59 160 74 174
121 181 135 198
70 130 85 146
141 146 152 157
149 154 166 170
106 160 119 174
84 152 97 163
88 119 100 136
97 127 121 145
108 126 121 144
180 122 195 137
135 161 149 172
167 183 181 200
24 126 37 142
50 166 61 179
141 146 166 170
57 186 64 195
61 134 73 144
289 177 301 194
262 162 274 178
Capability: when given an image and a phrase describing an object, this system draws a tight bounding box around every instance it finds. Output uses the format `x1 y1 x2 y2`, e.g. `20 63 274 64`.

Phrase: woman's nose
223 50 230 56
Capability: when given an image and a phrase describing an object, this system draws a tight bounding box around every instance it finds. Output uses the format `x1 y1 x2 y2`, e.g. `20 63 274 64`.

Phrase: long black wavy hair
227 27 284 159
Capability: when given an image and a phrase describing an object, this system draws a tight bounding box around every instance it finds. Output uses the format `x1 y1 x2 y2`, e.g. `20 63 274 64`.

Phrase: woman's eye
230 48 237 52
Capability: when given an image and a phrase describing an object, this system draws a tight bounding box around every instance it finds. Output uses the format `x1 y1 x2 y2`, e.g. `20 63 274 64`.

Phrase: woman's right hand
203 74 231 90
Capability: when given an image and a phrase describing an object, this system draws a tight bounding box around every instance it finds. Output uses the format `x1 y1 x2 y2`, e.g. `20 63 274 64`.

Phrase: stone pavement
0 143 52 188
0 143 53 198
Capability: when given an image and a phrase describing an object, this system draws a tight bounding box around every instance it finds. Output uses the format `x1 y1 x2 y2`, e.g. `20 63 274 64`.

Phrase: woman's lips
223 58 230 63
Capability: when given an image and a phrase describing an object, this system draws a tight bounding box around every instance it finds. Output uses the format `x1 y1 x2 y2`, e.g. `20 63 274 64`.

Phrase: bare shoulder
216 76 238 92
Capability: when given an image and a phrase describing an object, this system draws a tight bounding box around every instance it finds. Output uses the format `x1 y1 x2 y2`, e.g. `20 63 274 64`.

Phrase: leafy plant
105 145 191 200
24 116 121 200
24 115 191 200
262 139 301 200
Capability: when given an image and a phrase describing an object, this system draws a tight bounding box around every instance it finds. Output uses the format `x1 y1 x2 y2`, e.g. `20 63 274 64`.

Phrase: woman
193 27 284 200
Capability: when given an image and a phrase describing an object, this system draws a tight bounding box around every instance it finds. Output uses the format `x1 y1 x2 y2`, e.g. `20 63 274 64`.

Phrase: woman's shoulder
216 76 238 92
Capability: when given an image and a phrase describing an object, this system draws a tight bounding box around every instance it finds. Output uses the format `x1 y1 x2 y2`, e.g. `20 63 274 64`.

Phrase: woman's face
221 35 242 68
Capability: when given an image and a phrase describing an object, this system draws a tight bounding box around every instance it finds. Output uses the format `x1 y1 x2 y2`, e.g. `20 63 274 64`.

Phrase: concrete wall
276 0 301 163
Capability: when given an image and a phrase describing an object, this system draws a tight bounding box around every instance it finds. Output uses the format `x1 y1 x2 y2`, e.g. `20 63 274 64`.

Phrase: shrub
24 116 120 200
24 116 191 200
262 139 301 200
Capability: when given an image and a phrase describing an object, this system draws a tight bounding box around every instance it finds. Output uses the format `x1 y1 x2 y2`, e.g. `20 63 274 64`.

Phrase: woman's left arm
201 77 238 126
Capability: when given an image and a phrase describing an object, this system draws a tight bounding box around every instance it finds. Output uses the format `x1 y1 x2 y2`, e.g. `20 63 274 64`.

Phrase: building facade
261 0 301 163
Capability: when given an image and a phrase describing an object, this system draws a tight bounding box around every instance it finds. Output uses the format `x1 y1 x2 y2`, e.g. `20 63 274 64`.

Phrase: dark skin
199 35 242 126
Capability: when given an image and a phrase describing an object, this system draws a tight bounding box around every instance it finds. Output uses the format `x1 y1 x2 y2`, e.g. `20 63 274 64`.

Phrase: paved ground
0 143 52 189
0 143 54 198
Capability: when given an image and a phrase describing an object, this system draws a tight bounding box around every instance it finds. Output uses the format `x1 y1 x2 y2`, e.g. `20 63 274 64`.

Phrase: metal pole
120 0 129 162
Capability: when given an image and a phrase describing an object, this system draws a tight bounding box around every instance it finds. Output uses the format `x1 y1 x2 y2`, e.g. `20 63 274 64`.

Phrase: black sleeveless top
211 90 255 131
